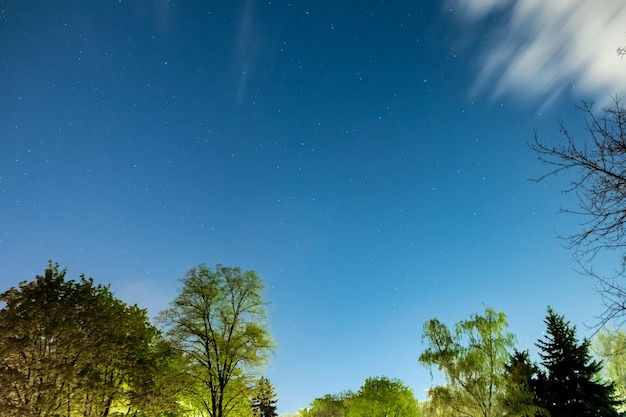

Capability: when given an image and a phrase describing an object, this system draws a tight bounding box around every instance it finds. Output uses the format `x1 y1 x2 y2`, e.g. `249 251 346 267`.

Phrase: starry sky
2 0 626 414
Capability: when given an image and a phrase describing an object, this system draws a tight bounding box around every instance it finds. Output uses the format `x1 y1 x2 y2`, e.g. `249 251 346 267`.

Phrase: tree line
300 307 626 417
3 270 626 417
298 376 419 417
0 261 277 417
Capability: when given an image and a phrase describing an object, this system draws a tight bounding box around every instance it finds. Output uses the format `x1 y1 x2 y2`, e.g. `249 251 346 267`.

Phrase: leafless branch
531 97 626 326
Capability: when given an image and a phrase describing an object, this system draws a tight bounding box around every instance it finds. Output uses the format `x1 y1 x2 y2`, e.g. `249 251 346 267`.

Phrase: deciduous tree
0 261 179 417
305 392 352 417
418 307 515 417
595 329 626 412
531 99 626 326
159 264 274 417
347 376 419 417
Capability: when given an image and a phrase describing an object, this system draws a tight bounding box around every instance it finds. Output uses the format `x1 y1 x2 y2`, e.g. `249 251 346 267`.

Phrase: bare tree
531 98 626 326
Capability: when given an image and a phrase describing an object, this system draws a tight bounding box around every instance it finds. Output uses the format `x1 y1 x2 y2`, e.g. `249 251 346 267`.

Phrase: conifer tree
535 307 621 417
251 376 278 417
500 350 547 417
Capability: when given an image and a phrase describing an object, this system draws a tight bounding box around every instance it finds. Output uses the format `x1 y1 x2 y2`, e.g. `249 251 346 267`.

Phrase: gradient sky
2 0 626 414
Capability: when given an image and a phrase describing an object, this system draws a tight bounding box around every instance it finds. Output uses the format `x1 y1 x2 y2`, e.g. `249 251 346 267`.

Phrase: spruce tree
251 376 278 417
500 350 547 417
535 307 621 417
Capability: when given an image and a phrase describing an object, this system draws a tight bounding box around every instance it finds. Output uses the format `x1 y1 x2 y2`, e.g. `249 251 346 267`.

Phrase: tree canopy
158 264 274 417
595 329 626 412
0 261 181 417
347 376 419 417
297 392 346 417
419 307 515 417
301 376 418 417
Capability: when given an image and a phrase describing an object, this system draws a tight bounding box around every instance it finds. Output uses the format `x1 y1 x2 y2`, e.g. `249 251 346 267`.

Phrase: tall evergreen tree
535 307 621 417
251 376 278 417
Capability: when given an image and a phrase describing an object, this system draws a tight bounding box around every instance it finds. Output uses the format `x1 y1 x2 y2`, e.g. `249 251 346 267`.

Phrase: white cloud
450 0 513 20
448 0 626 105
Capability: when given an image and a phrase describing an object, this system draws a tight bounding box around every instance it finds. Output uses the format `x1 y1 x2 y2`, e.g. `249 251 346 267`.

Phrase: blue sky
2 0 626 414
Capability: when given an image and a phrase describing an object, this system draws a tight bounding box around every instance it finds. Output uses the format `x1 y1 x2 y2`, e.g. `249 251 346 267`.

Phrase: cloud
448 0 626 105
450 0 513 21
234 0 256 103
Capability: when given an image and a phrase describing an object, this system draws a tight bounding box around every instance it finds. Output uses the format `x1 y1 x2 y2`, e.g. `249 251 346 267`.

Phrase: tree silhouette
535 307 621 417
531 99 626 326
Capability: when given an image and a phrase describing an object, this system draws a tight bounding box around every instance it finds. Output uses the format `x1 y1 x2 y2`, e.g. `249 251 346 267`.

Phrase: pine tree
535 307 621 417
251 376 278 417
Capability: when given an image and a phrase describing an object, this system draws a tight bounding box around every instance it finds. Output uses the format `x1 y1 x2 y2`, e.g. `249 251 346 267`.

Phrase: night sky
2 0 626 414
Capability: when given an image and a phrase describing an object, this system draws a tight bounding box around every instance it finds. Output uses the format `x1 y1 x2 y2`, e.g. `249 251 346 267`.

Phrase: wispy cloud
234 0 257 103
448 0 626 105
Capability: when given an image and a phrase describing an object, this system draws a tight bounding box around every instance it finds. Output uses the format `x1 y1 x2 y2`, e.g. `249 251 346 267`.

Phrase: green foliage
535 307 621 417
0 261 181 417
347 376 419 417
302 377 418 417
595 329 626 411
130 337 190 417
499 350 548 417
306 392 352 417
251 376 278 417
418 399 443 417
159 264 274 417
418 307 515 417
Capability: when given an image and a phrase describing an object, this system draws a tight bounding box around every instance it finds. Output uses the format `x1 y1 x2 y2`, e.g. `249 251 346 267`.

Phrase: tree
535 307 621 417
418 307 515 417
251 376 278 417
418 399 445 417
0 261 180 417
499 350 547 417
595 329 626 413
531 99 626 326
129 337 191 417
158 264 274 417
347 376 419 417
305 392 352 417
